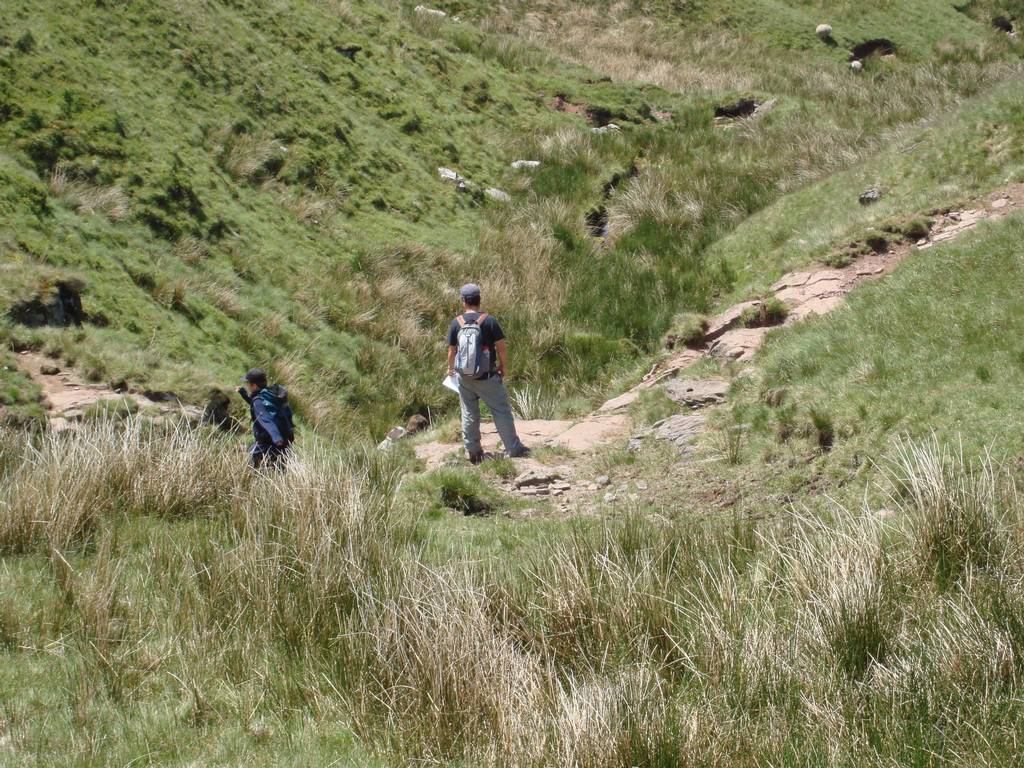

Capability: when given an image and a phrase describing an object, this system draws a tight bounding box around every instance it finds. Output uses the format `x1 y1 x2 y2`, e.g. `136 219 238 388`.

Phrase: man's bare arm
447 345 457 374
495 339 508 377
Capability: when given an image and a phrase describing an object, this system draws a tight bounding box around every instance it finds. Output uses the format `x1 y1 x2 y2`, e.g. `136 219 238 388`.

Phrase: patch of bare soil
16 351 201 431
850 38 895 61
550 93 588 117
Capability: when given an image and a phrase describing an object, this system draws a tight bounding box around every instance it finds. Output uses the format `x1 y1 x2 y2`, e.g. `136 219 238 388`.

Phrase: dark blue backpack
259 385 295 444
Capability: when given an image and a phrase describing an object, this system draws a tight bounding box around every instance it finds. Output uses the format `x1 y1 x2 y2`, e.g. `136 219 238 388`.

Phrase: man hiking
447 283 529 463
237 368 294 469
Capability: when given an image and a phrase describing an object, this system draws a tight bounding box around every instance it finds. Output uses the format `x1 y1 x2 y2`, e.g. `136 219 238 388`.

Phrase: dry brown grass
279 186 336 226
483 6 762 95
49 163 130 221
6 423 1024 763
0 419 242 554
173 235 208 265
198 279 246 318
220 131 282 181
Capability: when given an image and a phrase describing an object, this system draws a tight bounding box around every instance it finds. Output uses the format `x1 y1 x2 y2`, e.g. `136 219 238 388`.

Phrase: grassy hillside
1 0 1020 436
720 210 1024 497
581 76 1023 517
6 2 1024 766
0 0 670 432
710 79 1024 302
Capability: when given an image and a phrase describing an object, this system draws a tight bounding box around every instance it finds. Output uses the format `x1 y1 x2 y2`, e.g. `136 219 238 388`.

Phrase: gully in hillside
447 283 530 464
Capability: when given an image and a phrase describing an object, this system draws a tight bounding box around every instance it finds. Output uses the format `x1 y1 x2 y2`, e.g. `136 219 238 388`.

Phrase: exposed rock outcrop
437 167 468 191
9 281 85 327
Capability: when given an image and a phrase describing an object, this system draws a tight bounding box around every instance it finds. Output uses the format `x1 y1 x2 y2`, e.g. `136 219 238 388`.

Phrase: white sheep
415 5 447 18
850 60 863 71
485 188 511 203
816 23 833 39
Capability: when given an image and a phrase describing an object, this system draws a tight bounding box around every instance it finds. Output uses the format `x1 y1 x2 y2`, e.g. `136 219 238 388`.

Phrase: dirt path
415 185 1024 489
16 351 200 430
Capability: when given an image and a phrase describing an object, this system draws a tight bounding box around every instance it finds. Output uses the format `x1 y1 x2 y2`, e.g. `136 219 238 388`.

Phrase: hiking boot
468 451 485 465
509 447 532 459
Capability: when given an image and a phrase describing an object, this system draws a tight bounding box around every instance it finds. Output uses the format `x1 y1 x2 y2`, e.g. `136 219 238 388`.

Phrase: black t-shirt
447 312 505 351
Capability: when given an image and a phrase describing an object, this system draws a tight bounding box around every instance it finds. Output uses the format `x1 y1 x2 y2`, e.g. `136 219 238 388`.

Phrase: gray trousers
458 374 526 457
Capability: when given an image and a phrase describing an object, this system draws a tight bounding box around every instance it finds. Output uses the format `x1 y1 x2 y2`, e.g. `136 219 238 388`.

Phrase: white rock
636 480 648 491
437 167 468 190
520 486 549 497
595 475 611 487
485 187 511 203
591 123 621 134
816 24 833 39
415 5 447 17
511 160 540 170
514 468 562 489
603 492 617 504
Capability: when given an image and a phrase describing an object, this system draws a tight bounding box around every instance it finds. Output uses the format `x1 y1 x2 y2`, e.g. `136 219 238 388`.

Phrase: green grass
0 0 674 434
4 2 1024 763
710 78 1024 303
648 210 1024 519
404 465 506 516
5 421 1024 765
743 211 1024 456
0 351 44 427
628 384 680 426
2 0 1020 438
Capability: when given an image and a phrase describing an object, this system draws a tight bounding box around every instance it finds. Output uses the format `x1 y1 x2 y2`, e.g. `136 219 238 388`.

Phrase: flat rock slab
663 378 729 407
771 270 845 305
414 415 628 470
640 348 704 386
598 390 640 412
653 413 707 451
786 293 846 321
513 468 563 489
550 415 631 451
512 419 576 442
450 418 574 454
414 442 462 469
705 300 761 341
709 327 772 361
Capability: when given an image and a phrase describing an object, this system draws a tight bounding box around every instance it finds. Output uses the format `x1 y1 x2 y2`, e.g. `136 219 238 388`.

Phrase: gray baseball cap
459 283 481 302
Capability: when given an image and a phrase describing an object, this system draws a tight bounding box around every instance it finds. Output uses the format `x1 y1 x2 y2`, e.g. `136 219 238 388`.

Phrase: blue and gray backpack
259 385 295 444
455 312 492 379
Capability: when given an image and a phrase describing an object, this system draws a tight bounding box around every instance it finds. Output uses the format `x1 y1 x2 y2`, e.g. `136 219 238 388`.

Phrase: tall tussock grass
0 419 242 554
6 428 1024 763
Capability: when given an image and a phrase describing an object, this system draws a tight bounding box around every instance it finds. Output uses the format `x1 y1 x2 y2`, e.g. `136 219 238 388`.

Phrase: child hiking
237 368 295 469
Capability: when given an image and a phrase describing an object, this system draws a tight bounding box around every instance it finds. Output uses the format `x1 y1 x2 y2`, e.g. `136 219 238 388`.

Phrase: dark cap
459 283 481 303
243 368 267 385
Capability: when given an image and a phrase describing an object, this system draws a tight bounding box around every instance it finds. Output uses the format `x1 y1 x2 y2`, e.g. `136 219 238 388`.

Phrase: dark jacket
242 385 293 447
